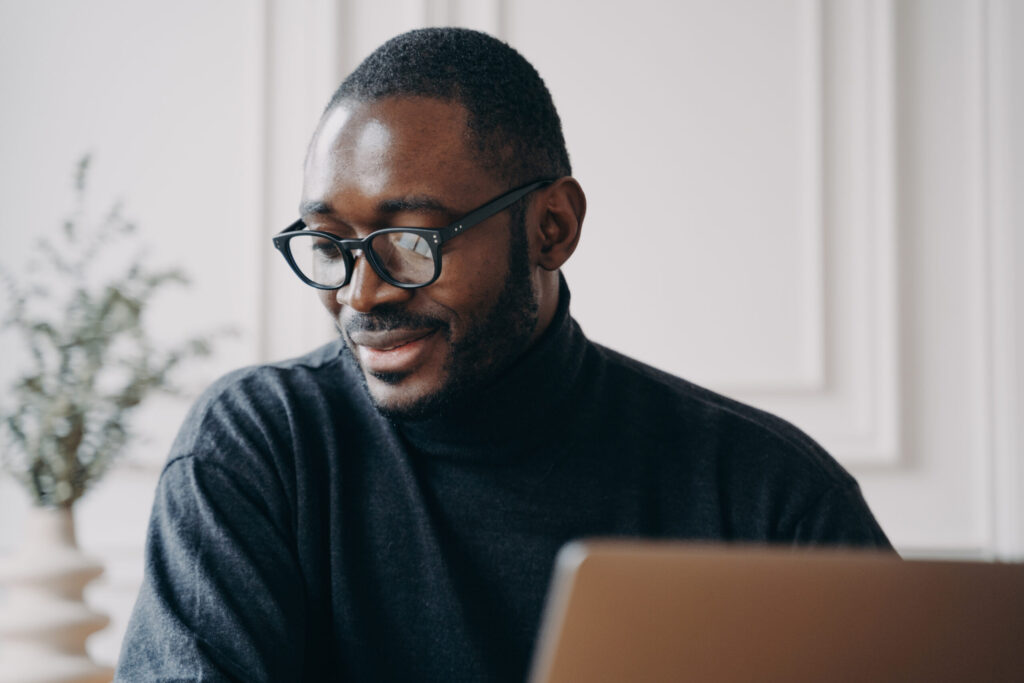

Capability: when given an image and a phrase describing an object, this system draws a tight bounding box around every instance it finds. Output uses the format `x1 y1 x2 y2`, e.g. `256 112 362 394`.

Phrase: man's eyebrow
377 196 458 216
299 200 334 217
298 196 459 219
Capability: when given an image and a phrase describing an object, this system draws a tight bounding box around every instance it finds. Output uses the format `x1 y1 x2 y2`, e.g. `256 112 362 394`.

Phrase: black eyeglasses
272 179 554 290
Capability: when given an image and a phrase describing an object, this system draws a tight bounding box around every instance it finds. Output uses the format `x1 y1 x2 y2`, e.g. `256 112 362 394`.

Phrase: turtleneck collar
391 274 587 461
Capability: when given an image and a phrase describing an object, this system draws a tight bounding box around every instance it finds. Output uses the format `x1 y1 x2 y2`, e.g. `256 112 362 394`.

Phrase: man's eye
312 239 343 258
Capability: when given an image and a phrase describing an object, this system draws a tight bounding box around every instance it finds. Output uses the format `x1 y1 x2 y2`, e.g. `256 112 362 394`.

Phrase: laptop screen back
528 541 1024 683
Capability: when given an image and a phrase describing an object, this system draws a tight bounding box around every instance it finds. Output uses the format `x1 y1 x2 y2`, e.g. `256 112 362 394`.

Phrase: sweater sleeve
790 482 894 551
115 454 305 681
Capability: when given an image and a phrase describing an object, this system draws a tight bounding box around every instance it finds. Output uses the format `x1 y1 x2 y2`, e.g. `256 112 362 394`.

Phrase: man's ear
533 177 586 271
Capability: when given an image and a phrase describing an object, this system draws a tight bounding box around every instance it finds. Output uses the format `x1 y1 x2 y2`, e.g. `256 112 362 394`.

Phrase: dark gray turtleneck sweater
116 281 891 682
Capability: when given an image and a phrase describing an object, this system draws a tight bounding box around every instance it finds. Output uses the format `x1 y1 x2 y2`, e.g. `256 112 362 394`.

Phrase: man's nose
335 252 412 312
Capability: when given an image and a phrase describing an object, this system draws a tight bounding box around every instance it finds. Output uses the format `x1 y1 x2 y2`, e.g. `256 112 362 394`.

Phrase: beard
339 206 539 420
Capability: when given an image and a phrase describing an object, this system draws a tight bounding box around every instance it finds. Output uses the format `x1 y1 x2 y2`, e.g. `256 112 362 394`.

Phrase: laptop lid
528 541 1024 683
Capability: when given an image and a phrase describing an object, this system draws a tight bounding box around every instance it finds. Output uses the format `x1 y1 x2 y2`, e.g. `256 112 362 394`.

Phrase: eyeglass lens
286 231 435 287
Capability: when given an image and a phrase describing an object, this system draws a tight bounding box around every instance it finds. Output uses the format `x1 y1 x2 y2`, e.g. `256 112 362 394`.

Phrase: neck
526 269 562 347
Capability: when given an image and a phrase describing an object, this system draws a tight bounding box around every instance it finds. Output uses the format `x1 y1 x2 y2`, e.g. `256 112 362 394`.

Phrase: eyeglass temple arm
278 219 306 235
437 180 553 244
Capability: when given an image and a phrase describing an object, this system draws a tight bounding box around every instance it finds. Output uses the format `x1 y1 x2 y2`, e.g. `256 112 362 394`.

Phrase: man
117 27 891 682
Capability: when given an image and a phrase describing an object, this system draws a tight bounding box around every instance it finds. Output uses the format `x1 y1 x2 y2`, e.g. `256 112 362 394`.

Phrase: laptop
527 541 1024 682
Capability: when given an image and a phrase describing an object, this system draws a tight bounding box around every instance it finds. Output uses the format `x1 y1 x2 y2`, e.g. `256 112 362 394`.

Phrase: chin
364 371 455 420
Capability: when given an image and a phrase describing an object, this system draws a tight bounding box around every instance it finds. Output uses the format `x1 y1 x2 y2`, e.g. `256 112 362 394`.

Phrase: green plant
0 156 220 507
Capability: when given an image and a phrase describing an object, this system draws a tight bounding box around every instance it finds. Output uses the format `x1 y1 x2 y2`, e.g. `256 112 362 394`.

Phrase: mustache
341 305 449 335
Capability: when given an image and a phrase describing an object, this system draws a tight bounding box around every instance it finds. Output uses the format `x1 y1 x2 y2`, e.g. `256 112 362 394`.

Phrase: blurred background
0 0 1021 667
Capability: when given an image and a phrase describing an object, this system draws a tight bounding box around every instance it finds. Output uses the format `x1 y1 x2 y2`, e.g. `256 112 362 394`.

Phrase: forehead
303 96 490 205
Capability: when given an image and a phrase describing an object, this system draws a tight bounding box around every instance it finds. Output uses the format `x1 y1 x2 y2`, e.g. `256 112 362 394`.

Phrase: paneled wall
0 0 1020 667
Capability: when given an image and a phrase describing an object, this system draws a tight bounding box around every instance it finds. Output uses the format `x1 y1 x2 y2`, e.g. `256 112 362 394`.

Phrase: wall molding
707 0 826 396
729 0 901 467
971 0 1022 560
853 0 900 464
796 0 828 394
258 0 350 364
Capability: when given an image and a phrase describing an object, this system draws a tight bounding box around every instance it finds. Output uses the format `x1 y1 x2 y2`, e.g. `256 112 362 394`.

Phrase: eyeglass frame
272 178 555 290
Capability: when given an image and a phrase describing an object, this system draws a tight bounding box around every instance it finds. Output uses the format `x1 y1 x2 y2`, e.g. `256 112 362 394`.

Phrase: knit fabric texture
116 280 891 681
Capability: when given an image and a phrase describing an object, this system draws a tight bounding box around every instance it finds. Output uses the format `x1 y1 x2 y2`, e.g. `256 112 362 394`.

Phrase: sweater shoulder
589 341 855 488
168 340 350 463
192 340 345 411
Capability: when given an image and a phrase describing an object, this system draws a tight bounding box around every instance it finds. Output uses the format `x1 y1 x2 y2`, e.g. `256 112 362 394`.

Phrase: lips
348 328 438 374
348 328 435 351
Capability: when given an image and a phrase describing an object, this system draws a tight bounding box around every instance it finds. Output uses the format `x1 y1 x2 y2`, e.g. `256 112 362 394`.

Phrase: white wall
0 0 1021 666
0 0 271 664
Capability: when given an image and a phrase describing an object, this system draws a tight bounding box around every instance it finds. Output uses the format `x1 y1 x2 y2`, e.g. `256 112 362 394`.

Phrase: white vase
0 505 114 683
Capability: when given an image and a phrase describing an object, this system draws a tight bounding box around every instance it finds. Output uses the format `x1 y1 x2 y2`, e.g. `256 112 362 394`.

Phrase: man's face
301 96 540 418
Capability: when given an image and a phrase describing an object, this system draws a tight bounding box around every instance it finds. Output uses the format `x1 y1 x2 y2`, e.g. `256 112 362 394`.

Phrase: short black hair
326 27 571 186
